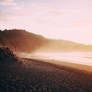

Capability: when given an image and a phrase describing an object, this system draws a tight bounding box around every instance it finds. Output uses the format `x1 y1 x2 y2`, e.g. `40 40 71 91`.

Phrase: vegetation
0 47 22 64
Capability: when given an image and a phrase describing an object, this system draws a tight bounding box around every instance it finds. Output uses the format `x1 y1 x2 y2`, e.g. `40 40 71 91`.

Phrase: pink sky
0 0 92 44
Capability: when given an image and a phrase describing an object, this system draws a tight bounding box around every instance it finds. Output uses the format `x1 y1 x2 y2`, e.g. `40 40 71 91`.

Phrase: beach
0 57 92 92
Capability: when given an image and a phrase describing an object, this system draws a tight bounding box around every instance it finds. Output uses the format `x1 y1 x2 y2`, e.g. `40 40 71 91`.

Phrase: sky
0 0 92 44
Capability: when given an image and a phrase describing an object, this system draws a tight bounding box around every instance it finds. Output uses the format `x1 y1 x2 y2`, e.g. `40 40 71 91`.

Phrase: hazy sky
0 0 92 44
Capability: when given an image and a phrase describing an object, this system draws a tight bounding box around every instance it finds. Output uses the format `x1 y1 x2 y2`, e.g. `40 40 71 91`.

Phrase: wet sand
32 58 92 72
0 58 92 92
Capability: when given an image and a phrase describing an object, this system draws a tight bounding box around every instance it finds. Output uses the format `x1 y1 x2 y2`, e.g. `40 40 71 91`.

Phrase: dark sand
0 58 92 92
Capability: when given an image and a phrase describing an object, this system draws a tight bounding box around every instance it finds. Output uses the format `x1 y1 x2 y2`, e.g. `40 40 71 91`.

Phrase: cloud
0 0 16 6
0 0 23 10
0 11 8 21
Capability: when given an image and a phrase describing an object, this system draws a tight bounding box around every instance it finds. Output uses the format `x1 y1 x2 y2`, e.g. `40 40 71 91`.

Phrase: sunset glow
0 1 92 90
0 0 92 44
32 52 92 66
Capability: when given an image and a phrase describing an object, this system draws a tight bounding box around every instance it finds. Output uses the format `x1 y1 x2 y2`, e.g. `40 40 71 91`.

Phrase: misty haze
0 0 92 92
20 52 92 66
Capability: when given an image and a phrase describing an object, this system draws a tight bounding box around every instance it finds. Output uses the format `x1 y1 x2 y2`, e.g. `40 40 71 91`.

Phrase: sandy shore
0 58 92 92
26 57 92 72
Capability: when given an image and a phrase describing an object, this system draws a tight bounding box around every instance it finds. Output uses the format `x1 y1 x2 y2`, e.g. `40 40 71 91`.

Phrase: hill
37 39 92 52
0 29 92 53
0 29 47 52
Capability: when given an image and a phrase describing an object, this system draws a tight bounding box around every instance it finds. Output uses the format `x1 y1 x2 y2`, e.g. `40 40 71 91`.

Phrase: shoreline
23 58 92 74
